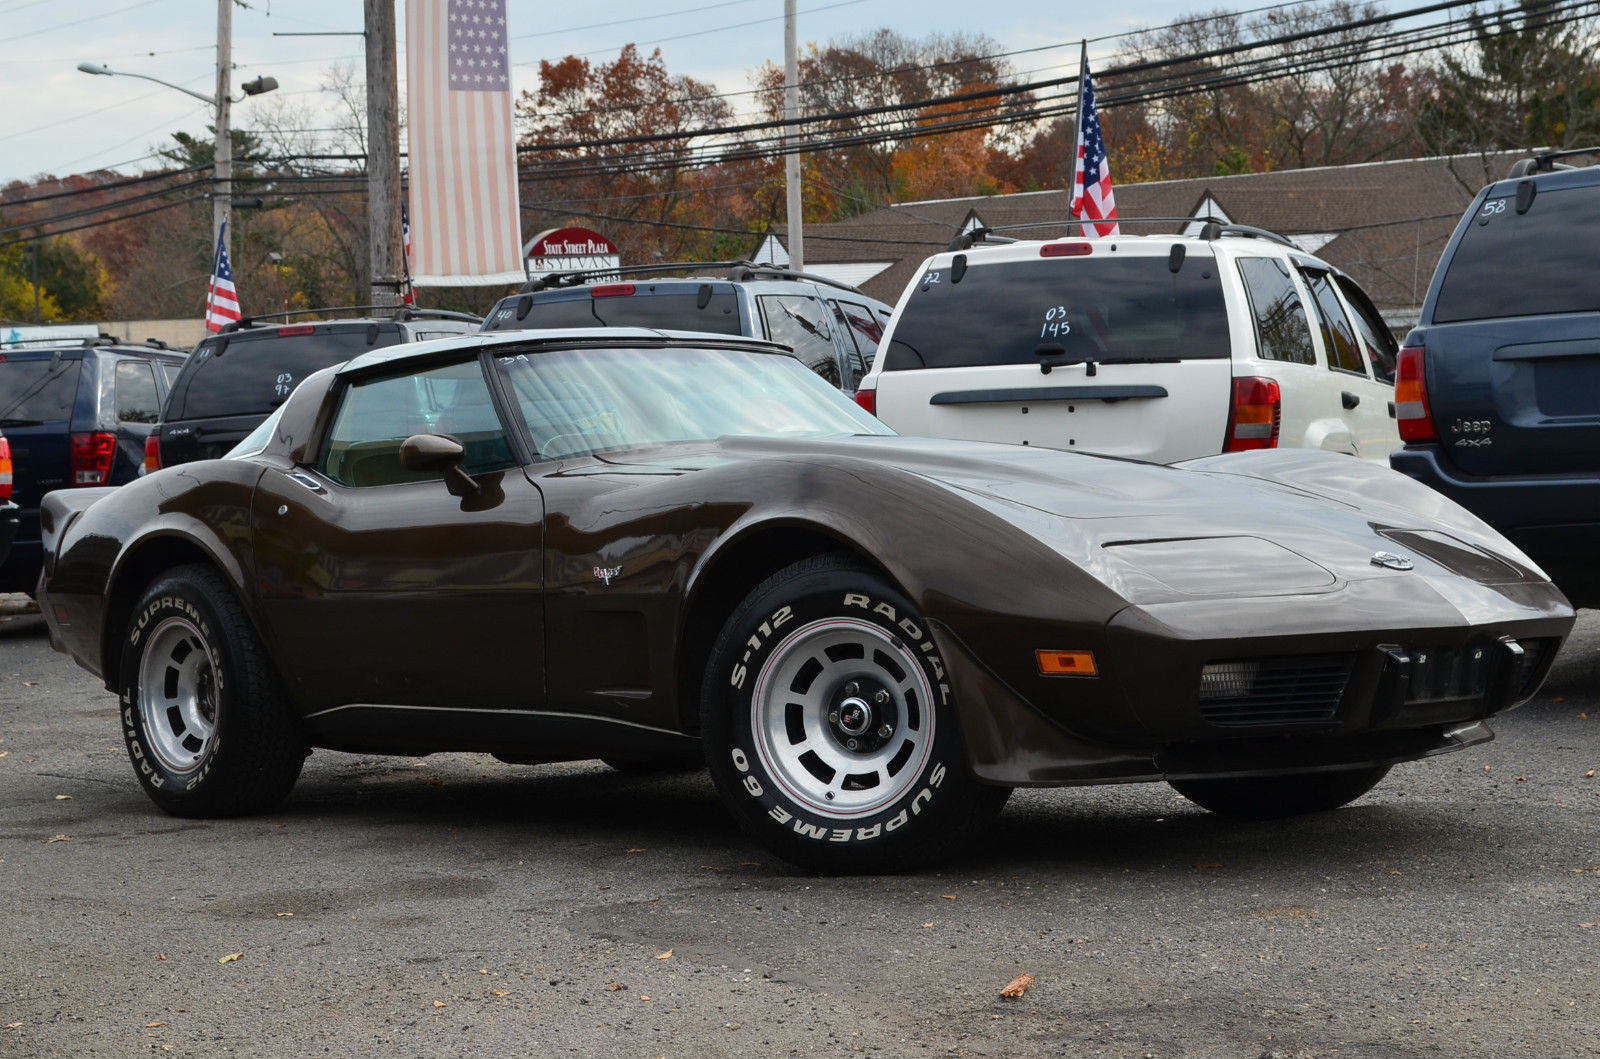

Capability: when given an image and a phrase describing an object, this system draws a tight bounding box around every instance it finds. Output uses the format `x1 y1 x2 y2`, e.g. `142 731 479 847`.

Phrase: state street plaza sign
523 227 621 282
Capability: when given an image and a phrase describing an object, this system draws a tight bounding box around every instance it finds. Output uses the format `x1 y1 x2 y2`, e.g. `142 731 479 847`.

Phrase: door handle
1341 391 1360 410
1387 400 1397 419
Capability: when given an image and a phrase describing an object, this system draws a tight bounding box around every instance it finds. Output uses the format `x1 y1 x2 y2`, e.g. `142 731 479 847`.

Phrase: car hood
592 435 1555 608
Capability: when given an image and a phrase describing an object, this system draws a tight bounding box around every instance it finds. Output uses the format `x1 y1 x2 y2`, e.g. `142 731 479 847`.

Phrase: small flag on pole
401 204 416 306
1071 44 1119 238
204 218 241 332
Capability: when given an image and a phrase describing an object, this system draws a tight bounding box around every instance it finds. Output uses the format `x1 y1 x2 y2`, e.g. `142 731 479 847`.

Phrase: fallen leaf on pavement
605 983 624 992
627 848 647 854
492 989 510 998
1579 922 1598 929
157 954 167 961
922 922 935 928
1587 771 1595 779
53 794 71 801
1515 776 1527 782
639 995 651 1002
1000 973 1034 998
940 894 957 900
145 1022 165 1028
432 1001 446 1008
44 834 70 844
22 681 37 687
656 950 673 960
0 751 8 758
699 865 724 871
218 952 242 964
6 1023 22 1029
275 912 293 918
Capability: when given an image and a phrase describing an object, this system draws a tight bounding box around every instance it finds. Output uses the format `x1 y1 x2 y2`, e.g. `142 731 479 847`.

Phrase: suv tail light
1224 377 1281 451
853 387 877 415
144 434 163 475
69 432 117 486
591 283 636 298
1394 344 1435 442
0 436 12 501
277 324 316 336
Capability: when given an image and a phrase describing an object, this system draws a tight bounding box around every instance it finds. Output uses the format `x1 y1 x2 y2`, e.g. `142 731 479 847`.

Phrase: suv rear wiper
0 417 44 427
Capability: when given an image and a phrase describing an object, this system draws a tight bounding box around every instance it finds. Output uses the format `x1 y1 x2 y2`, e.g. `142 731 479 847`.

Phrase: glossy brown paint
36 334 1576 788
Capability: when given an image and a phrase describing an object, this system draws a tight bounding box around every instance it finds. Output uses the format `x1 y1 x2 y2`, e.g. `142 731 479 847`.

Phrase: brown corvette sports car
36 329 1574 871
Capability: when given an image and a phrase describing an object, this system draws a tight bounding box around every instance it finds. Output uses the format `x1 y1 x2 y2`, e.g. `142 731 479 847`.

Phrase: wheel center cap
836 697 872 736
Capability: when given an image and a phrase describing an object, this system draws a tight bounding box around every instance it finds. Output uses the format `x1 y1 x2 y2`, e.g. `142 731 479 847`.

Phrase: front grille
1403 644 1493 704
1198 654 1356 727
1512 638 1560 700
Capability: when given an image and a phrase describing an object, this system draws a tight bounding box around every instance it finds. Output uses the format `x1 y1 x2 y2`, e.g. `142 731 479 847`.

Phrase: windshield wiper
0 417 44 426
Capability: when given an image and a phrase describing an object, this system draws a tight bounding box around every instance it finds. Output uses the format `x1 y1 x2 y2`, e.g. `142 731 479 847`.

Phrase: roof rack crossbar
947 215 1295 251
1510 145 1600 176
520 260 746 292
723 260 869 294
221 304 482 333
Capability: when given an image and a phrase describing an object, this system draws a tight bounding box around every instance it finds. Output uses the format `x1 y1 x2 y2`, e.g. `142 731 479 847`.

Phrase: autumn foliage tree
517 45 735 261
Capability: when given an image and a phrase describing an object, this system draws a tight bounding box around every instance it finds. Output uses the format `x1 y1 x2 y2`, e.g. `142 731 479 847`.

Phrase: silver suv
481 261 893 393
858 222 1401 464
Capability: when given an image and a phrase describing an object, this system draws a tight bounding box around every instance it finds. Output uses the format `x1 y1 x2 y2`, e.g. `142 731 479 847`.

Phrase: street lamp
75 55 278 268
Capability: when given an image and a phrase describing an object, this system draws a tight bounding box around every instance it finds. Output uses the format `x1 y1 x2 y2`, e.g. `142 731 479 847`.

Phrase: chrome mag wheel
136 615 219 774
749 617 935 818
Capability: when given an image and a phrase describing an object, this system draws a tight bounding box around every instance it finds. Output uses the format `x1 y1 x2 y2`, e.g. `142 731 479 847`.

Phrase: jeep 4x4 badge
1370 551 1414 571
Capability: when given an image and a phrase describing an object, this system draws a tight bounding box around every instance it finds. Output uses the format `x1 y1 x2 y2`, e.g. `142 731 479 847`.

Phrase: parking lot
2 593 1597 1058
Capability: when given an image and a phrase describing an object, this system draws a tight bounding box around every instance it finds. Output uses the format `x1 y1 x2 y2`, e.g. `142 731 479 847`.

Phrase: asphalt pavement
2 593 1597 1058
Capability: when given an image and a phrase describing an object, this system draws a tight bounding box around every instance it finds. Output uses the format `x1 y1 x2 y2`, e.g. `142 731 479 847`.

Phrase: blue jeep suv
1391 148 1600 607
0 337 186 594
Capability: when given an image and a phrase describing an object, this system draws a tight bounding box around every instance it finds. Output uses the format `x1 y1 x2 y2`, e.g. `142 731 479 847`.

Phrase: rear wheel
119 565 306 817
1169 765 1391 819
701 554 1008 873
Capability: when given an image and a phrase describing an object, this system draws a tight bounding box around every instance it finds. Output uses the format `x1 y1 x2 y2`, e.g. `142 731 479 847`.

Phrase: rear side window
1434 182 1600 323
1302 269 1365 375
882 254 1229 371
832 299 884 374
1237 257 1316 366
759 295 841 386
167 326 403 421
1337 276 1397 384
114 360 160 423
0 355 83 423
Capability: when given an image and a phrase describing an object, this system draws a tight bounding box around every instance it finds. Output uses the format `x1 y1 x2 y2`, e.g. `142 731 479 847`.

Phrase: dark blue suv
0 337 187 594
1391 148 1600 608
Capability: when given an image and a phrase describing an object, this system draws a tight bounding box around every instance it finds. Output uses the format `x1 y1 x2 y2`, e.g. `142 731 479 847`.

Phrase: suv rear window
486 286 743 334
1434 183 1600 323
0 354 83 424
882 254 1229 370
167 326 403 420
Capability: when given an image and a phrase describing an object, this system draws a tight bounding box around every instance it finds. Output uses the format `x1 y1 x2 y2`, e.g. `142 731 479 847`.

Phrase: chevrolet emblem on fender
1370 551 1415 571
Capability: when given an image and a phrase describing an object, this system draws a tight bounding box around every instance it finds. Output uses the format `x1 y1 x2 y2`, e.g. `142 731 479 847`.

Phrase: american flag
204 218 241 332
1071 49 1120 239
401 203 416 306
405 0 524 285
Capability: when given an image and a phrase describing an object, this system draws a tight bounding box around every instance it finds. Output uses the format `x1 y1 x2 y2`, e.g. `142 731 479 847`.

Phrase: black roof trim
947 216 1296 251
217 304 482 333
517 258 870 295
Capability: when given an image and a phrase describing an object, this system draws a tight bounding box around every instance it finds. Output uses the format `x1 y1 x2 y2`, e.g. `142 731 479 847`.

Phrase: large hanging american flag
204 218 241 332
405 0 524 285
1070 46 1120 239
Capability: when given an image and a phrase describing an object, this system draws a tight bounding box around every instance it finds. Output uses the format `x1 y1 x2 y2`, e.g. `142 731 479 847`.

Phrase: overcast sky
1 0 1369 185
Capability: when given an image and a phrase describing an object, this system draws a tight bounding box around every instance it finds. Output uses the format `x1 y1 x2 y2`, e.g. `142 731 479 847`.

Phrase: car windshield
225 403 286 458
494 344 891 459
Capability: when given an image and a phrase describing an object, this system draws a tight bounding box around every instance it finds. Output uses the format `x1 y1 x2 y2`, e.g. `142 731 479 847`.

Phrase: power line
0 163 208 208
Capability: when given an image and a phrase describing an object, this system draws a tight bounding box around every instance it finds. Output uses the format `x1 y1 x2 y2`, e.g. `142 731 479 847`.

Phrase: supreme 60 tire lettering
120 564 306 817
702 554 1008 872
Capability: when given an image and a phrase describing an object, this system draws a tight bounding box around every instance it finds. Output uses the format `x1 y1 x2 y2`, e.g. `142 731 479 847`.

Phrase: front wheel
119 564 306 817
1169 765 1392 819
701 555 1008 873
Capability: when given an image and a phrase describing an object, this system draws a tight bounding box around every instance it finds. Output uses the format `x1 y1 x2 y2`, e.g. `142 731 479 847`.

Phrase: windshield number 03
1040 305 1072 339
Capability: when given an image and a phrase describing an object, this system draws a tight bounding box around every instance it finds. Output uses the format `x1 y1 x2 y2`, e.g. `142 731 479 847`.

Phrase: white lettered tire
119 564 306 817
701 555 1009 872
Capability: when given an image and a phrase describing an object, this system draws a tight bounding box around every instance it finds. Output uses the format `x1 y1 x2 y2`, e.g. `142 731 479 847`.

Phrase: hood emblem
1370 551 1414 571
593 565 622 585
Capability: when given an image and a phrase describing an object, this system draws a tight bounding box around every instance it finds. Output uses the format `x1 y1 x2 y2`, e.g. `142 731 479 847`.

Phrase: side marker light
1037 650 1098 677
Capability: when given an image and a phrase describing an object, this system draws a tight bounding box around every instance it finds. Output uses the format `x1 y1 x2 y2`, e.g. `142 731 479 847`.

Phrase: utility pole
214 0 232 263
783 0 804 270
365 0 403 308
28 243 40 323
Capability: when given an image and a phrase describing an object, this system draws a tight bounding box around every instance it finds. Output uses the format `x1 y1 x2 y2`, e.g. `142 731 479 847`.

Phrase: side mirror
399 433 480 496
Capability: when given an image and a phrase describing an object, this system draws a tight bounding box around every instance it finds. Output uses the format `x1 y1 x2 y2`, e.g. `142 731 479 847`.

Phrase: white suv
856 225 1400 464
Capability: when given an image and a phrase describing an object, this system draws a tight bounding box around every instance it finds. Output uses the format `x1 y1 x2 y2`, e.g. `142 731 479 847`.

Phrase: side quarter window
114 360 161 424
1236 257 1316 366
758 294 842 387
319 358 514 487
